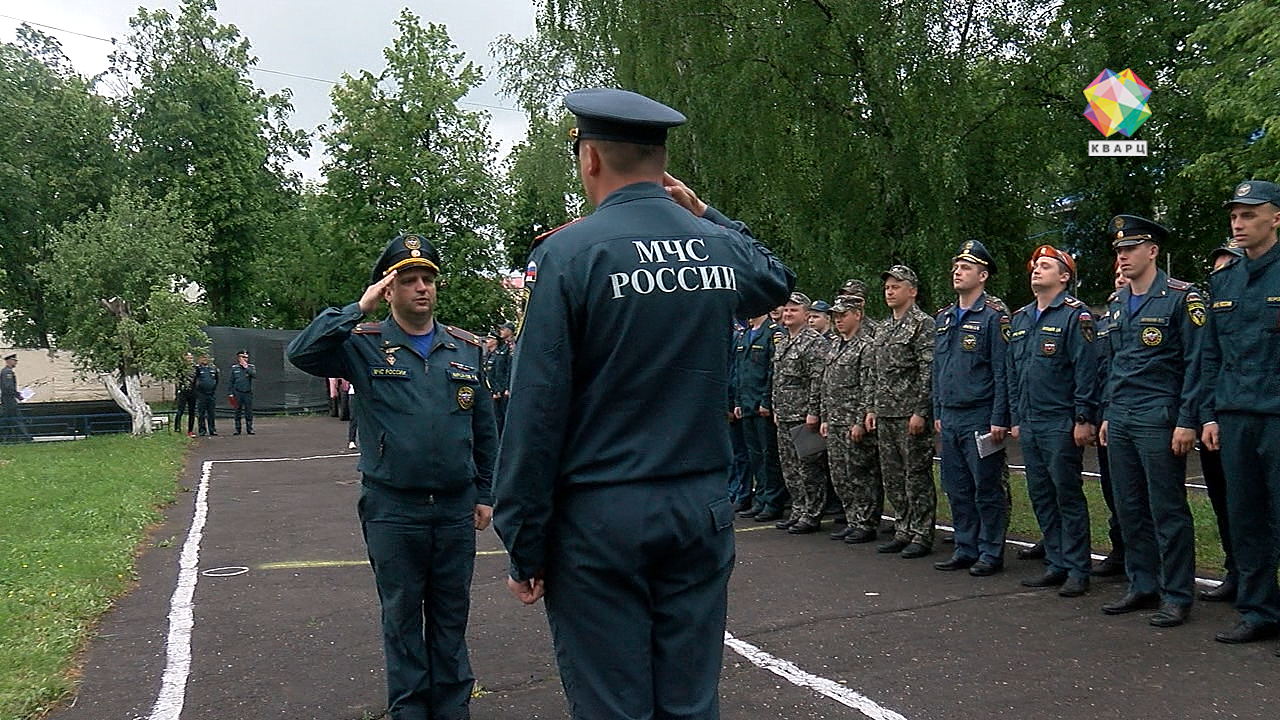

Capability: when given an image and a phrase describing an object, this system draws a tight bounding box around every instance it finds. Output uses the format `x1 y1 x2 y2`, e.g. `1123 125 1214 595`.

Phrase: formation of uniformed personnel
1007 245 1098 597
931 241 1011 575
491 88 794 720
1098 214 1201 628
866 265 936 559
288 232 497 720
192 354 220 436
1201 180 1280 648
820 291 883 544
229 350 256 435
772 291 831 534
1 353 30 441
735 312 789 522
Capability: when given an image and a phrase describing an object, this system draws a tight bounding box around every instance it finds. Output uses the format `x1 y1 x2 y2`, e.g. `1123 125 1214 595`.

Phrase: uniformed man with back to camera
1098 214 1202 628
288 233 497 720
491 88 794 720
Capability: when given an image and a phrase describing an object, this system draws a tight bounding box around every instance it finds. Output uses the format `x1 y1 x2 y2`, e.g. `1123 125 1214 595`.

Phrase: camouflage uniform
821 322 882 532
871 304 936 547
773 325 829 524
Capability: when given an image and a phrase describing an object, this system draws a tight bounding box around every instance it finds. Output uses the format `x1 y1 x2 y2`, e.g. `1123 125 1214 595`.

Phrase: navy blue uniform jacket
287 305 498 504
493 182 795 581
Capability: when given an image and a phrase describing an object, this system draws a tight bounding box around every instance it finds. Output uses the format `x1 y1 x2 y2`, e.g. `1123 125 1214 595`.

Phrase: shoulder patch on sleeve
531 217 584 250
1185 291 1207 327
354 322 382 335
1166 277 1192 291
446 325 482 346
1079 311 1095 342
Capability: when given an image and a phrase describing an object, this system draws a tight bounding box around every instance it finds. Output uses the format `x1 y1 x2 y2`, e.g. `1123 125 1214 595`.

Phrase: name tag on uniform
1212 300 1234 310
447 369 480 383
1010 329 1028 339
371 367 409 379
1137 317 1168 325
1039 326 1063 334
961 322 982 332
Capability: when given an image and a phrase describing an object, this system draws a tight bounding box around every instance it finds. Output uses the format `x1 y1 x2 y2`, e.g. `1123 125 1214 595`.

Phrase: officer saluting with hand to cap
492 88 794 720
1098 214 1202 628
288 233 497 720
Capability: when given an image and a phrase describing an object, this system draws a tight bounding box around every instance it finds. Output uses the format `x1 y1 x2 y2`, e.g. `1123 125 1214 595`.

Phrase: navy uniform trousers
544 473 735 720
1106 407 1196 607
1021 418 1090 579
741 414 787 513
1219 412 1280 626
939 406 1008 565
359 483 477 720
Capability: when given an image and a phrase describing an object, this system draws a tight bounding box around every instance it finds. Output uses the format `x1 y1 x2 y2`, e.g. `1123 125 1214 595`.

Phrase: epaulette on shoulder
1063 296 1083 308
985 296 1008 313
1166 277 1192 291
1012 303 1030 316
531 217 584 250
936 303 955 316
1211 255 1242 274
1107 291 1119 303
446 325 481 347
354 322 382 335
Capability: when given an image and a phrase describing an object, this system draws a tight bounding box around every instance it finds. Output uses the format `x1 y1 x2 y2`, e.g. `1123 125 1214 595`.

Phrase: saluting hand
662 173 708 217
359 270 398 314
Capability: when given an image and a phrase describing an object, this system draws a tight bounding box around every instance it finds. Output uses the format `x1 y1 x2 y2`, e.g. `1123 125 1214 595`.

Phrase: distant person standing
867 265 936 559
230 350 256 435
173 352 196 437
1 353 30 441
193 353 220 436
489 321 514 434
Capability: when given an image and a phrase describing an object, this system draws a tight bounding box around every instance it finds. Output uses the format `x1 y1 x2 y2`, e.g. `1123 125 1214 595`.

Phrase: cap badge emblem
404 236 422 250
1113 217 1125 229
1237 184 1251 196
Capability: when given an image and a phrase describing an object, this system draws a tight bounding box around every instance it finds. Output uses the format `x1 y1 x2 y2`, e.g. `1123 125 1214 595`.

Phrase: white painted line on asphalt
724 632 910 720
147 451 358 720
148 460 212 720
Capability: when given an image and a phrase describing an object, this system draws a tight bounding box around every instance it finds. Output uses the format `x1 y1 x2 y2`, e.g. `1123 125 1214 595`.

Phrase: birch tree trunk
100 371 154 435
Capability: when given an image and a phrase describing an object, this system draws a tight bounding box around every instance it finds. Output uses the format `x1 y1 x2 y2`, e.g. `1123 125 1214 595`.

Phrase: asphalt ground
48 416 1269 720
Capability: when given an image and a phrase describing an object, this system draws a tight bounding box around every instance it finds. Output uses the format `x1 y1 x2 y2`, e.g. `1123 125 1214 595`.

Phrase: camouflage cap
786 291 812 308
880 264 919 287
830 294 865 313
839 278 869 300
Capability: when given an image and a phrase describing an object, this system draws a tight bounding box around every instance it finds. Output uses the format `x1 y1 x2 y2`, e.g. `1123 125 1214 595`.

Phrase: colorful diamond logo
1083 69 1152 138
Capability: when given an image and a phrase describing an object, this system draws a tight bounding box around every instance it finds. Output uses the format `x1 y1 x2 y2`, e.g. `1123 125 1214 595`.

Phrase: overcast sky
1 1 537 179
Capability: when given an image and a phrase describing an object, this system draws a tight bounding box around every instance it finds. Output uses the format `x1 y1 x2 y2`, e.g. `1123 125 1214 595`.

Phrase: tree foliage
321 10 514 332
34 186 209 431
109 0 308 326
0 27 119 347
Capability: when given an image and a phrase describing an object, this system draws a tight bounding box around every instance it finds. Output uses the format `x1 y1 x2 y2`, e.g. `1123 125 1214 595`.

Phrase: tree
321 10 513 332
109 0 308 326
34 187 210 434
0 26 119 347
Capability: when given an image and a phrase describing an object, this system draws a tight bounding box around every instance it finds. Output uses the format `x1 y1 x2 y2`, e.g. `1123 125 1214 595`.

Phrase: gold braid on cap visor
383 257 441 276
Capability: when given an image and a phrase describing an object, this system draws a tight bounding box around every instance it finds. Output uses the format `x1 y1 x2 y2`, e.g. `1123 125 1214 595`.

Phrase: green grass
935 469 1229 576
0 432 189 720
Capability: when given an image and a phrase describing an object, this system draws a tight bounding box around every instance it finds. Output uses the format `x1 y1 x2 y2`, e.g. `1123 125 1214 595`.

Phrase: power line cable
2 13 524 114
